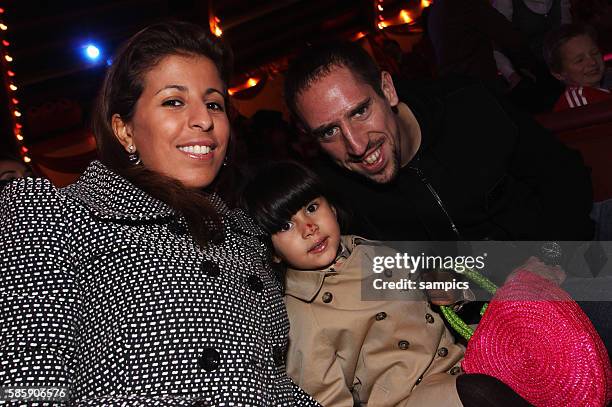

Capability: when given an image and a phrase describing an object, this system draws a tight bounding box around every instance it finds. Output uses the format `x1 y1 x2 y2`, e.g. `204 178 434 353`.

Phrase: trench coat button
201 260 220 277
247 275 264 292
384 268 393 278
450 366 462 375
425 313 435 324
415 376 423 385
197 347 220 372
168 220 188 235
272 346 286 367
322 292 333 303
375 312 387 321
437 347 449 357
398 340 410 350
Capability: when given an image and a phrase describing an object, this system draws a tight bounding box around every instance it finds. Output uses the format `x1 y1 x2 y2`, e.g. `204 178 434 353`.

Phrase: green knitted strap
439 267 497 341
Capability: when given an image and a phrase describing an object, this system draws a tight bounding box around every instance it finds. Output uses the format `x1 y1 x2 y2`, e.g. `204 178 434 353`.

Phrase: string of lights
375 0 431 30
208 10 265 96
0 6 29 164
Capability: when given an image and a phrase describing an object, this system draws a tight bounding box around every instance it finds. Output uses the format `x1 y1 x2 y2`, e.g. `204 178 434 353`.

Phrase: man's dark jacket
313 81 594 241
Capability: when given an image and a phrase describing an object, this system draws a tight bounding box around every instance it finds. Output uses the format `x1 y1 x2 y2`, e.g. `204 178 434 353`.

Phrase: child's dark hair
241 161 341 234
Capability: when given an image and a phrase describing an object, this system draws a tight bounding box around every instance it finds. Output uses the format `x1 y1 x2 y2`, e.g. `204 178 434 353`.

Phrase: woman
0 21 318 406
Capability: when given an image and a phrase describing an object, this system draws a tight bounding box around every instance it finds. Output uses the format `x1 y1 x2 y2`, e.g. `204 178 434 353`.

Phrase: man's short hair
543 23 599 74
284 41 384 128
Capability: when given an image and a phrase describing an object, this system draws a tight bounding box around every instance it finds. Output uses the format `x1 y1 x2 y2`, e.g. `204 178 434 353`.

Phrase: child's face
271 196 341 270
554 34 605 88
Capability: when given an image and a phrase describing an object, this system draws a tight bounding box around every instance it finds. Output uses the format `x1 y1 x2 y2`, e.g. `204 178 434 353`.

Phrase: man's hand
421 270 466 306
506 256 566 285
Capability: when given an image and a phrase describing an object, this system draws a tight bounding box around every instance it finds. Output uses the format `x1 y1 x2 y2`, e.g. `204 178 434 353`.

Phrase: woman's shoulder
1 176 62 207
0 177 71 232
224 205 267 237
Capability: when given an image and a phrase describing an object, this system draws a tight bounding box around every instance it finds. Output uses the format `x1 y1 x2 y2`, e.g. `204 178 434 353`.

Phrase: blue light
83 44 101 61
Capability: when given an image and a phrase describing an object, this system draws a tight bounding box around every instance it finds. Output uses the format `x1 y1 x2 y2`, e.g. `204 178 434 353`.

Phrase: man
282 42 611 405
284 41 594 242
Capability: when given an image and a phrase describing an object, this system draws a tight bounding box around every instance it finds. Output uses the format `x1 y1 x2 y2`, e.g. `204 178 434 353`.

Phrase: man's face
296 66 402 184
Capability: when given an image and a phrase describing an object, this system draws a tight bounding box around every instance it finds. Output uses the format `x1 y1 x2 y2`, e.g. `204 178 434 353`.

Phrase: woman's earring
127 145 141 165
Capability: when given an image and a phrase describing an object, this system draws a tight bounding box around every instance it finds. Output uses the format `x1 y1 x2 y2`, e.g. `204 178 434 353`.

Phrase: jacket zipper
411 166 461 238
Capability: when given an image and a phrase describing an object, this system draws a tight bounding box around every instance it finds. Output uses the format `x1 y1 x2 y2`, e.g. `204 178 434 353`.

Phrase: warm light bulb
16 133 23 141
353 31 366 40
0 24 8 31
23 156 31 163
14 110 21 117
9 84 17 91
214 26 222 37
247 78 259 87
5 54 12 62
400 10 412 23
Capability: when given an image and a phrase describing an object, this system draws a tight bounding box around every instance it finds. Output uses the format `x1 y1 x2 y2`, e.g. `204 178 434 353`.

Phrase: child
241 162 485 407
544 23 612 111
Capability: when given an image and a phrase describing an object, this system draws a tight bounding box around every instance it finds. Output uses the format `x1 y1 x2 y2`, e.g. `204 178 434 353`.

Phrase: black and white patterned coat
0 161 319 406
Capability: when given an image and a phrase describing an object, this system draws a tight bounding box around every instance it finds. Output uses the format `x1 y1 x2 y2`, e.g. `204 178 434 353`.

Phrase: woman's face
555 34 605 88
114 54 230 189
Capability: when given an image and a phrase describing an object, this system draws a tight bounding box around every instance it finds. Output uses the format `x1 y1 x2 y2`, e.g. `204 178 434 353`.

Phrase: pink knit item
462 270 612 407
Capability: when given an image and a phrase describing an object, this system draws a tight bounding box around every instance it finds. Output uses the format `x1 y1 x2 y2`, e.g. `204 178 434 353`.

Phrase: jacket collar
284 235 364 302
61 161 174 221
62 161 265 237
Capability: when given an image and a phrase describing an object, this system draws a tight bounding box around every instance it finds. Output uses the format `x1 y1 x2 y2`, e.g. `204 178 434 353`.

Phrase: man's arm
500 97 595 240
491 0 513 21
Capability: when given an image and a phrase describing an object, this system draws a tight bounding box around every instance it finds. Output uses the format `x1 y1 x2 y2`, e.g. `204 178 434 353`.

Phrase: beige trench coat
285 236 465 406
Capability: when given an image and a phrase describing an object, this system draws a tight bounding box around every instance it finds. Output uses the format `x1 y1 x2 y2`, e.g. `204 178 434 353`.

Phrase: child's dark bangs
264 176 323 233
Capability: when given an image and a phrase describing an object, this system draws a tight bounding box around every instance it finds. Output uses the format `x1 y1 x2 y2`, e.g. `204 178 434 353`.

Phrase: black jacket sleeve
499 97 595 240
